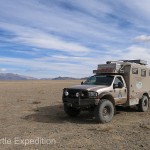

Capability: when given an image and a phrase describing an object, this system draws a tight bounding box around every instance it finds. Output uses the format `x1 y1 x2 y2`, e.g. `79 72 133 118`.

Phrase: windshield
83 75 114 86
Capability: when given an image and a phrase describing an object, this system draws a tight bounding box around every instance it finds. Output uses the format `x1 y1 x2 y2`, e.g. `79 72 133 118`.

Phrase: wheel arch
143 92 149 99
143 92 149 106
99 92 115 106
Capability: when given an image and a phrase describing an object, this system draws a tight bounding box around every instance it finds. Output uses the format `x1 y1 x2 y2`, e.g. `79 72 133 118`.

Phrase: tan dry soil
0 80 150 150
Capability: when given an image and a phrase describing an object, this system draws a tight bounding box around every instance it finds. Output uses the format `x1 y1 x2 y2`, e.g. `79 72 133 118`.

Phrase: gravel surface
0 80 150 150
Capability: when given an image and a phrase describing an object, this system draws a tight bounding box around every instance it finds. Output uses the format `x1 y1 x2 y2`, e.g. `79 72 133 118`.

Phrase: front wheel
64 104 80 117
138 95 149 112
94 99 114 123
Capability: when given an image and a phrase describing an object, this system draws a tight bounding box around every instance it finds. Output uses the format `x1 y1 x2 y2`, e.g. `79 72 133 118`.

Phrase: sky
1 0 150 78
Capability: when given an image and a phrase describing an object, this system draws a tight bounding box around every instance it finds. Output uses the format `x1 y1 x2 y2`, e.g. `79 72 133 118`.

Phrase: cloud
0 23 90 56
17 36 90 54
115 46 150 66
0 44 150 78
1 1 150 77
0 56 93 77
134 35 150 42
0 68 7 72
126 46 150 59
0 0 130 48
0 53 118 78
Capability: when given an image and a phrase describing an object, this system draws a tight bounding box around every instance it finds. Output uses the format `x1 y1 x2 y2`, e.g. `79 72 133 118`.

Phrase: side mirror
81 81 84 85
113 82 123 89
118 82 123 88
113 84 117 89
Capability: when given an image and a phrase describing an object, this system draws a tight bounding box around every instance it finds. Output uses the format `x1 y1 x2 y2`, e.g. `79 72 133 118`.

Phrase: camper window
132 68 138 74
141 69 146 77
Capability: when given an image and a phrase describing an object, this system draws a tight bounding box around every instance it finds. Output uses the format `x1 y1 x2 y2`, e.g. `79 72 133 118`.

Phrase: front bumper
62 88 99 108
63 97 99 108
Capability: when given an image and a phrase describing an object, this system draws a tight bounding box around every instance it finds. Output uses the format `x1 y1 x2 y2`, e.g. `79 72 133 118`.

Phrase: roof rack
107 59 147 65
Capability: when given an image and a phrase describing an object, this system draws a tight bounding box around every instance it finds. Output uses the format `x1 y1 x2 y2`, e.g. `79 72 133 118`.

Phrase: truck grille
63 89 88 99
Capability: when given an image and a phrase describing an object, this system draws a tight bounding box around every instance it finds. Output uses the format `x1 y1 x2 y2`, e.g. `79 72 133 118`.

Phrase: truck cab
62 60 150 123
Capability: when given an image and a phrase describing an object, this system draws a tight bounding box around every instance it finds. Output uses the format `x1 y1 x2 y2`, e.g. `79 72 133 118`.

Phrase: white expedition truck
62 60 150 123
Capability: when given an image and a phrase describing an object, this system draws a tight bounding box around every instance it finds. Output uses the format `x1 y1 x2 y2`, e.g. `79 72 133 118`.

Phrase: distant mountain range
0 73 88 80
52 76 78 80
0 73 37 80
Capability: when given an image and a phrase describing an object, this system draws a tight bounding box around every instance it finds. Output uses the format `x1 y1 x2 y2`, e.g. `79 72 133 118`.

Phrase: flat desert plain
0 80 150 150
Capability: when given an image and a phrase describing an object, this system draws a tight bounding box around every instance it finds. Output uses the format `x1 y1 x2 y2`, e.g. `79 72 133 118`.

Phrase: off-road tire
138 95 149 112
64 104 80 117
94 99 114 123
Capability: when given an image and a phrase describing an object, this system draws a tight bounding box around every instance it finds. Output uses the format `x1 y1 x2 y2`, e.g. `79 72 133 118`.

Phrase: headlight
88 91 98 98
64 90 69 96
76 92 79 97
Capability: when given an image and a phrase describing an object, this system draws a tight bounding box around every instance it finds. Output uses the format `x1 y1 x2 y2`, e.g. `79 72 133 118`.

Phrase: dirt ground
0 80 150 150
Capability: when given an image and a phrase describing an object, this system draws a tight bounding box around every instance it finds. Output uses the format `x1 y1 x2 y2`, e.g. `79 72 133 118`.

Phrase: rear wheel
138 95 149 112
64 104 80 117
94 99 114 123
